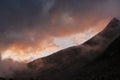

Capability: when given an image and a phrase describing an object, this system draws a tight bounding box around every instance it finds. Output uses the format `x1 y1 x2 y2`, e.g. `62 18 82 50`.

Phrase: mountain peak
110 17 119 23
14 18 120 80
105 17 120 28
28 18 120 69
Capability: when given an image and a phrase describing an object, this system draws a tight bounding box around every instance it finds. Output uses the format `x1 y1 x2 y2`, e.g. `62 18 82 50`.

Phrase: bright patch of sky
53 29 98 49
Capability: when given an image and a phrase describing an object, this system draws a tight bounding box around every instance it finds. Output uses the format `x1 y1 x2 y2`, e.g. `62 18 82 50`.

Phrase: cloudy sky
0 0 120 62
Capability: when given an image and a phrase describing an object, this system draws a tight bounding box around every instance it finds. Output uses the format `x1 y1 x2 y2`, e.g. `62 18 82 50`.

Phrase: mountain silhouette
2 18 120 80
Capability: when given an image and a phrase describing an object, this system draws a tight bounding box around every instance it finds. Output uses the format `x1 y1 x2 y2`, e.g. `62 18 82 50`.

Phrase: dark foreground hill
1 18 120 80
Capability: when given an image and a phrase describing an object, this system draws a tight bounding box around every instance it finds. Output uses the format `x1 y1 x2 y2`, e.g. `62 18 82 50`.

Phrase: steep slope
68 34 120 80
14 18 120 80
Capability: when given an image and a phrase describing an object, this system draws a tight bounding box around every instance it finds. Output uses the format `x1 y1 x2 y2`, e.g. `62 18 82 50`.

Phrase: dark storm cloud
0 0 119 51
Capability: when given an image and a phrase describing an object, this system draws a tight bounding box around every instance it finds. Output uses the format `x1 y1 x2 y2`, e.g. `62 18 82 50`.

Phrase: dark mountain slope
69 34 120 80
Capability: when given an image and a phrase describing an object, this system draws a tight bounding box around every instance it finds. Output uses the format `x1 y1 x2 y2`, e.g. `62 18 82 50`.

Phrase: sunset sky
0 0 119 62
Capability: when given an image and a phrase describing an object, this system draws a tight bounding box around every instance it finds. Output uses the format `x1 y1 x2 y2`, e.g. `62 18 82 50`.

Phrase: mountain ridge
28 18 120 69
12 18 120 80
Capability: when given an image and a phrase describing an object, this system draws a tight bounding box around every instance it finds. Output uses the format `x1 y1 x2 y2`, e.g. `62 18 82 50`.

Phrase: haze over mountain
6 18 119 80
